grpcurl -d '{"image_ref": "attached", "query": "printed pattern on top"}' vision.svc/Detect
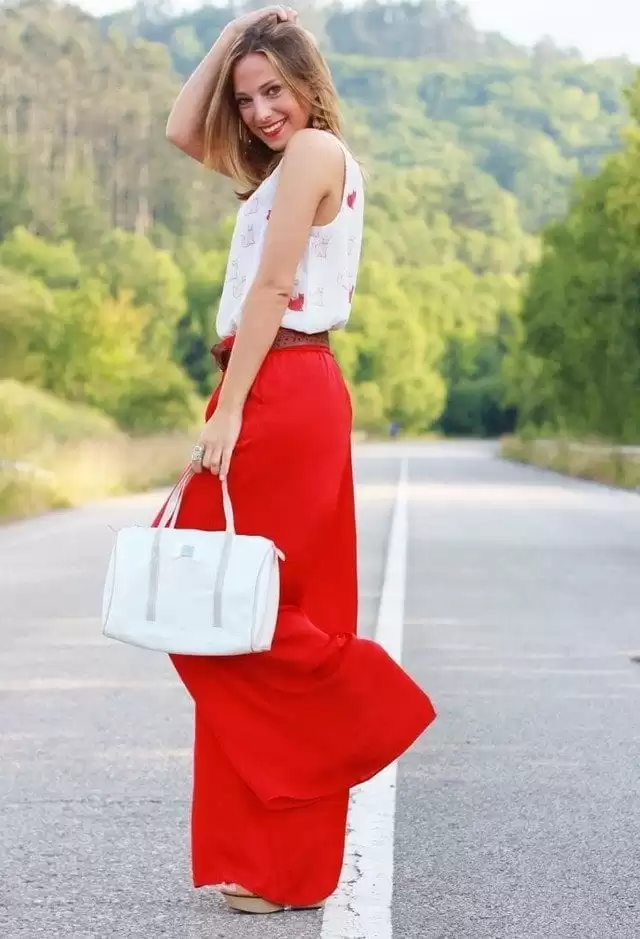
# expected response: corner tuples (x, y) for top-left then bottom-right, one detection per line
(215, 136), (365, 338)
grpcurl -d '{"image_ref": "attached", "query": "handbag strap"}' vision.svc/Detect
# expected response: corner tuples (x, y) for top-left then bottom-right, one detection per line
(155, 467), (235, 533)
(221, 476), (235, 532)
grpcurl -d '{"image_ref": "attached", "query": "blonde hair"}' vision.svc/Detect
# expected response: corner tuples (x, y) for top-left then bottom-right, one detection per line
(203, 18), (345, 198)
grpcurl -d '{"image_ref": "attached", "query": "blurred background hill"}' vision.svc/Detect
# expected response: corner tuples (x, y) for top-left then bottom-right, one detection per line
(2, 0), (639, 513)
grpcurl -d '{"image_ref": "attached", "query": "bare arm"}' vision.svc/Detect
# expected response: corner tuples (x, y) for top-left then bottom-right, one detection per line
(165, 25), (237, 168)
(166, 6), (298, 172)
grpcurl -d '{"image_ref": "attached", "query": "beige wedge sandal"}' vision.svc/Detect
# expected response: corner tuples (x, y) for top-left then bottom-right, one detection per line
(220, 886), (325, 915)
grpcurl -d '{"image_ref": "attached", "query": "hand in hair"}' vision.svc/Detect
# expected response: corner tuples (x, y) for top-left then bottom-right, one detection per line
(166, 6), (300, 167)
(227, 5), (299, 39)
(303, 28), (319, 48)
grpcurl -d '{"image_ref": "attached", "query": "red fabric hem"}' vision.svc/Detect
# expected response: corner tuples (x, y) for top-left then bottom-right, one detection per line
(192, 876), (333, 908)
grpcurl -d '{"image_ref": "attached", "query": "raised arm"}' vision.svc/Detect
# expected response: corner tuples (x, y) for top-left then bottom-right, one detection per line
(165, 27), (236, 168)
(166, 6), (298, 172)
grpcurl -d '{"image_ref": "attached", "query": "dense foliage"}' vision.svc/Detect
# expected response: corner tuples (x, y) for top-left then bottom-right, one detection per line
(0, 0), (636, 437)
(116, 1), (633, 232)
(504, 76), (640, 443)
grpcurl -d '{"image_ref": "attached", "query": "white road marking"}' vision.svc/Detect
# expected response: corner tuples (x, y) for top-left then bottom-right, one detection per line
(321, 458), (408, 939)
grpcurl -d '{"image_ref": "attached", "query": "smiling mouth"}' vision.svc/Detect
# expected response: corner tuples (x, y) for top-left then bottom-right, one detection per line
(259, 119), (287, 139)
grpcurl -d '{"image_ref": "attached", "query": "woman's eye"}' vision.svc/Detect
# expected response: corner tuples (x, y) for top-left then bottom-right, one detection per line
(267, 85), (282, 97)
(237, 98), (251, 109)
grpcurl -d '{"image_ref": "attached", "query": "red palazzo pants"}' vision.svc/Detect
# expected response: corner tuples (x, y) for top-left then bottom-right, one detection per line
(154, 343), (437, 906)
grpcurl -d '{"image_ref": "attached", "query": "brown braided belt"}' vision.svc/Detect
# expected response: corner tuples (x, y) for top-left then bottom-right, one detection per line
(211, 326), (331, 372)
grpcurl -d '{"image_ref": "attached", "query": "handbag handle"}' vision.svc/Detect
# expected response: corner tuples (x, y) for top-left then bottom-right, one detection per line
(155, 467), (235, 533)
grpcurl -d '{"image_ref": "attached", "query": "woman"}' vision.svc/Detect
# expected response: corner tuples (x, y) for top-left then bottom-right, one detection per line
(161, 5), (437, 915)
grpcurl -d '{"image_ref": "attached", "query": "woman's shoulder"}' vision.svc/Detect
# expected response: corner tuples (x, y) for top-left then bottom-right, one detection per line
(283, 130), (362, 192)
(282, 128), (345, 166)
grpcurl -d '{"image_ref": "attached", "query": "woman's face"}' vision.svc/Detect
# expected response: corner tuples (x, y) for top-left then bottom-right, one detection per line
(233, 53), (311, 151)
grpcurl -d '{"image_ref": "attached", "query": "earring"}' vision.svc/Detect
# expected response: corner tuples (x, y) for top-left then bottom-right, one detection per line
(240, 126), (254, 149)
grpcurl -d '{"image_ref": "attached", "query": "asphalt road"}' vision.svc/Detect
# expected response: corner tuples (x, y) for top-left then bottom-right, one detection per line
(1, 441), (639, 938)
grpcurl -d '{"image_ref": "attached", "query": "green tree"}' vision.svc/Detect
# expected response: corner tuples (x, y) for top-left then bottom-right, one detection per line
(505, 75), (640, 443)
(92, 229), (187, 358)
(0, 227), (82, 288)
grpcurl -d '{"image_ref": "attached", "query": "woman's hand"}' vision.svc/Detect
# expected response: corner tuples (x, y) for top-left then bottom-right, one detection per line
(191, 406), (243, 482)
(225, 5), (298, 39)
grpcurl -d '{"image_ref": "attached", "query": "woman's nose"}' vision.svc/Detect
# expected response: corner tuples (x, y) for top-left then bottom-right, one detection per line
(253, 98), (274, 123)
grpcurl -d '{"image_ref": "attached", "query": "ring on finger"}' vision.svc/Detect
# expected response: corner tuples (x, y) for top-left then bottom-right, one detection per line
(191, 444), (205, 462)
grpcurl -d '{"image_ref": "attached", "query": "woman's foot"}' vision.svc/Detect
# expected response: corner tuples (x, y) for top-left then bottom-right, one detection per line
(219, 883), (325, 914)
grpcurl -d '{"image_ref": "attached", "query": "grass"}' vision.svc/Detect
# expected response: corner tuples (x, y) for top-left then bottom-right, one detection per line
(0, 380), (197, 522)
(500, 435), (640, 490)
(0, 433), (194, 522)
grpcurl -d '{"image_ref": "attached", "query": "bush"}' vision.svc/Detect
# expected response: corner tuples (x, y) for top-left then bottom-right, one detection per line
(111, 363), (204, 433)
(352, 381), (387, 433)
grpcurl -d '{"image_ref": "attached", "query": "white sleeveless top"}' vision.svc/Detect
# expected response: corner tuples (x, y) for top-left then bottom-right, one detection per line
(215, 136), (365, 338)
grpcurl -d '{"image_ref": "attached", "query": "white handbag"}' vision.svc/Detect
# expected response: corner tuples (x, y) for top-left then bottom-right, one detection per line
(102, 468), (284, 655)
